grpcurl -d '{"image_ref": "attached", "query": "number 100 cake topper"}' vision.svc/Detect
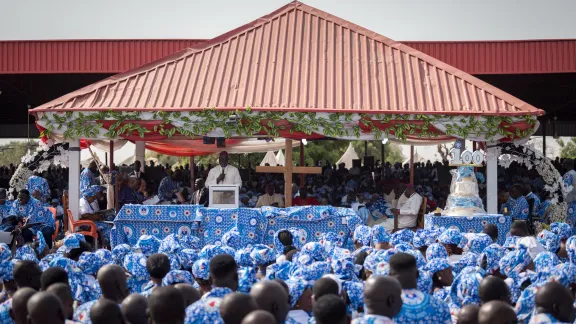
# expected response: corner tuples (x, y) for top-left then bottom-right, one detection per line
(449, 141), (485, 166)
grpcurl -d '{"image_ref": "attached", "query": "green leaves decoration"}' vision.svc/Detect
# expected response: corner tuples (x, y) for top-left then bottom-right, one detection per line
(36, 110), (537, 143)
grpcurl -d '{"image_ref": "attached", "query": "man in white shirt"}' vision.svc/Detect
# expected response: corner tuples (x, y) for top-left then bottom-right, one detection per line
(205, 151), (242, 204)
(381, 184), (422, 231)
(255, 184), (284, 208)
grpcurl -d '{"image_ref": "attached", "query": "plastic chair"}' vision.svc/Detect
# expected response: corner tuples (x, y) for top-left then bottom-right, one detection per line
(67, 209), (99, 249)
(47, 207), (59, 243)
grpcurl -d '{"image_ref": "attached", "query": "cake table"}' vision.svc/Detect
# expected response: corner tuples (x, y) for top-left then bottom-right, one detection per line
(424, 214), (511, 245)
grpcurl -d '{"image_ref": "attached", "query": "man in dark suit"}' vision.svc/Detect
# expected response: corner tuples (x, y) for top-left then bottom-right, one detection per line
(191, 178), (209, 206)
(129, 160), (146, 181)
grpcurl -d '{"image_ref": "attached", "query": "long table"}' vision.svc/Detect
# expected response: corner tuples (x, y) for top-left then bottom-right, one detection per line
(424, 214), (511, 245)
(110, 204), (360, 248)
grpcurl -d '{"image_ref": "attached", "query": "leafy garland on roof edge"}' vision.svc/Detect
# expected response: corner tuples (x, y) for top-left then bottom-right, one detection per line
(37, 109), (537, 142)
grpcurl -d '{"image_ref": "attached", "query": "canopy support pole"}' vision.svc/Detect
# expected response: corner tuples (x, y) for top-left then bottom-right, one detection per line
(190, 156), (195, 193)
(542, 121), (547, 158)
(364, 141), (368, 157)
(109, 140), (115, 210)
(135, 141), (145, 171)
(380, 142), (385, 166)
(300, 141), (305, 188)
(410, 146), (414, 185)
(486, 145), (498, 213)
(68, 139), (80, 221)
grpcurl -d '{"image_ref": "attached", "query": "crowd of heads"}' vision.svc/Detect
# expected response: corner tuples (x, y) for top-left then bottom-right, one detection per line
(0, 216), (573, 324)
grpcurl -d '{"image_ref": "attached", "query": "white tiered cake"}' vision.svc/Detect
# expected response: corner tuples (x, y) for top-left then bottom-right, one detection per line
(443, 166), (486, 216)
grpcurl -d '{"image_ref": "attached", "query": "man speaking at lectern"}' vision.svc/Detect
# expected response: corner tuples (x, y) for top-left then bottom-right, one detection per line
(206, 151), (242, 204)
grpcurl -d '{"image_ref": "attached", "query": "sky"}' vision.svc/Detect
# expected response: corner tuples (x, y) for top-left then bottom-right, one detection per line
(1, 0), (575, 41)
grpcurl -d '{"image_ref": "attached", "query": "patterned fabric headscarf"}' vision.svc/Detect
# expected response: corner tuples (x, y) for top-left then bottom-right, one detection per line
(390, 229), (415, 246)
(468, 233), (493, 254)
(537, 230), (561, 253)
(135, 235), (161, 257)
(477, 243), (506, 274)
(353, 225), (373, 246)
(550, 222), (572, 240)
(371, 225), (390, 245)
(426, 243), (449, 261)
(81, 185), (103, 198)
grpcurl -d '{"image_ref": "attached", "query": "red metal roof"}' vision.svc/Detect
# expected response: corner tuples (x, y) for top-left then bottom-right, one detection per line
(2, 39), (576, 75)
(30, 1), (544, 116)
(404, 39), (576, 75)
(0, 39), (204, 74)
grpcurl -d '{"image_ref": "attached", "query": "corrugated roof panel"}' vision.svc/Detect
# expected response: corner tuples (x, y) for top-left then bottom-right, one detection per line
(30, 2), (543, 116)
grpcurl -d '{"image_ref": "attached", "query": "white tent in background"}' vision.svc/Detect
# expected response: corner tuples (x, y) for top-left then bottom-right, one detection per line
(260, 151), (279, 166)
(336, 143), (359, 169)
(276, 150), (286, 166)
(403, 150), (425, 165)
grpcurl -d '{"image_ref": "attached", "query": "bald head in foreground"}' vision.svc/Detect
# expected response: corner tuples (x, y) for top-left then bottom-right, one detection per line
(250, 280), (289, 324)
(534, 281), (575, 323)
(26, 292), (66, 324)
(220, 292), (259, 324)
(364, 275), (403, 318)
(241, 310), (277, 324)
(478, 301), (516, 324)
(90, 299), (125, 324)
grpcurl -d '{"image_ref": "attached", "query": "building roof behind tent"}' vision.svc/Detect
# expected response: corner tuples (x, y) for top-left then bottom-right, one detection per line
(30, 1), (544, 116)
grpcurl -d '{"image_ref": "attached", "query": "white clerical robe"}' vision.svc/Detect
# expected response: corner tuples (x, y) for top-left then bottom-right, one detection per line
(255, 193), (285, 208)
(381, 192), (423, 231)
(205, 165), (242, 187)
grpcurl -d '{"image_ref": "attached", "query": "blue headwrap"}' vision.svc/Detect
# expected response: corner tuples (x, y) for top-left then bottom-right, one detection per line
(178, 249), (198, 270)
(78, 252), (104, 275)
(531, 252), (560, 285)
(250, 244), (276, 266)
(550, 222), (572, 241)
(331, 257), (362, 282)
(343, 281), (364, 310)
(438, 228), (465, 247)
(404, 249), (426, 269)
(15, 245), (38, 263)
(199, 244), (227, 260)
(452, 252), (480, 275)
(63, 234), (83, 253)
(426, 243), (448, 261)
(112, 244), (132, 265)
(0, 244), (10, 262)
(179, 234), (201, 250)
(290, 261), (331, 281)
(537, 230), (561, 253)
(451, 269), (485, 308)
(412, 229), (438, 249)
(274, 228), (304, 254)
(424, 258), (451, 274)
(265, 261), (294, 281)
(192, 259), (210, 281)
(94, 249), (114, 266)
(162, 270), (194, 286)
(221, 227), (241, 250)
(417, 269), (433, 294)
(135, 235), (161, 257)
(503, 236), (520, 249)
(353, 225), (372, 246)
(372, 225), (390, 245)
(468, 233), (493, 254)
(390, 229), (414, 246)
(234, 247), (254, 267)
(0, 261), (14, 282)
(286, 279), (311, 307)
(237, 267), (257, 293)
(478, 243), (506, 274)
(499, 246), (532, 279)
(158, 234), (182, 254)
(123, 252), (150, 281)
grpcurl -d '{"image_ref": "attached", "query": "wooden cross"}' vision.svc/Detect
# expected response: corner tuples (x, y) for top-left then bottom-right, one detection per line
(255, 139), (322, 206)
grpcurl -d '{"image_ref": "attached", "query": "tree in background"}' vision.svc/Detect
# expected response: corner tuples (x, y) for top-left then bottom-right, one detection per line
(0, 141), (34, 166)
(437, 144), (450, 161)
(558, 138), (576, 158)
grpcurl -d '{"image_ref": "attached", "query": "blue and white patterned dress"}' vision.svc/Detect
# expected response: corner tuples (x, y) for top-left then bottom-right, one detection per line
(158, 176), (179, 202)
(184, 287), (233, 324)
(506, 196), (530, 220)
(525, 192), (541, 219)
(9, 197), (54, 235)
(393, 289), (451, 324)
(0, 298), (12, 324)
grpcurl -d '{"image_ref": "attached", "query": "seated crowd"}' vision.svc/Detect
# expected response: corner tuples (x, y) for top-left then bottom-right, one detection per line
(0, 217), (572, 324)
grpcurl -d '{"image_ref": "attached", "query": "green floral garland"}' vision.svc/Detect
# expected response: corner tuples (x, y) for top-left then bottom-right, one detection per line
(37, 109), (537, 142)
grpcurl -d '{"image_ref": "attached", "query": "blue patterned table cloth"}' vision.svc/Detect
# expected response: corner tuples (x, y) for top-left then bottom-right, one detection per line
(110, 205), (360, 249)
(424, 214), (511, 245)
